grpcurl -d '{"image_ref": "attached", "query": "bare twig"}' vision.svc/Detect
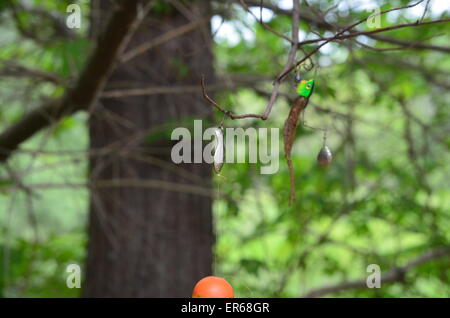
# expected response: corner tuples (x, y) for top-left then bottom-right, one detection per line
(239, 0), (292, 43)
(104, 75), (270, 98)
(121, 18), (209, 63)
(0, 61), (64, 85)
(234, 0), (450, 53)
(203, 0), (437, 121)
(297, 18), (450, 47)
(8, 1), (76, 45)
(201, 75), (264, 119)
(202, 0), (302, 120)
(16, 179), (214, 198)
(14, 0), (78, 40)
(277, 0), (428, 81)
(0, 1), (151, 162)
(302, 247), (450, 298)
(420, 0), (432, 22)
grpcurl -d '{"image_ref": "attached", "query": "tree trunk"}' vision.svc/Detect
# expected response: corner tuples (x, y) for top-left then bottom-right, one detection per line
(84, 1), (214, 297)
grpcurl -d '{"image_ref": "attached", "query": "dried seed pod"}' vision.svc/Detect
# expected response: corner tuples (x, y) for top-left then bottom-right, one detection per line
(317, 145), (332, 166)
(213, 126), (224, 174)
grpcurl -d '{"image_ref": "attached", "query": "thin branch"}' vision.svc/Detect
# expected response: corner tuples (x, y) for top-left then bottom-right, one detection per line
(15, 1), (78, 40)
(239, 0), (292, 43)
(302, 247), (450, 298)
(212, 0), (437, 114)
(0, 61), (64, 85)
(15, 179), (214, 198)
(368, 33), (450, 54)
(202, 0), (301, 120)
(104, 75), (269, 98)
(204, 1), (436, 120)
(420, 0), (432, 22)
(120, 18), (209, 64)
(277, 0), (428, 81)
(201, 75), (263, 119)
(8, 0), (77, 45)
(235, 0), (450, 53)
(298, 18), (450, 47)
(0, 1), (150, 162)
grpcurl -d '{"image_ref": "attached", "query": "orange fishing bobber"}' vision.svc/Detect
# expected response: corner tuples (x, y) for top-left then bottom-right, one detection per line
(192, 276), (234, 298)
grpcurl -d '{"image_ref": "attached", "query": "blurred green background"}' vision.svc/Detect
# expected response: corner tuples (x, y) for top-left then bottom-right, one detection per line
(0, 0), (449, 297)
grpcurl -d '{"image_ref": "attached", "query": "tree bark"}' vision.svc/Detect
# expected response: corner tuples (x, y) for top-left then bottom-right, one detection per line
(84, 1), (214, 297)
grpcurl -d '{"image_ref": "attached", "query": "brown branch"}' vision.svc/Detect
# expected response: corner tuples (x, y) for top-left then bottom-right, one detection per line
(277, 0), (427, 81)
(367, 33), (450, 54)
(8, 0), (77, 45)
(120, 18), (209, 64)
(201, 75), (263, 119)
(298, 18), (450, 47)
(104, 75), (269, 98)
(351, 55), (449, 148)
(15, 179), (214, 198)
(239, 0), (293, 43)
(202, 0), (302, 121)
(0, 61), (64, 84)
(273, 188), (378, 296)
(0, 1), (150, 162)
(236, 0), (450, 53)
(205, 2), (434, 120)
(15, 1), (78, 40)
(365, 57), (450, 89)
(302, 247), (450, 298)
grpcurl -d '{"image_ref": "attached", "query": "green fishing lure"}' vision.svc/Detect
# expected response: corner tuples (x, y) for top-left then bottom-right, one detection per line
(284, 78), (315, 204)
(297, 79), (314, 98)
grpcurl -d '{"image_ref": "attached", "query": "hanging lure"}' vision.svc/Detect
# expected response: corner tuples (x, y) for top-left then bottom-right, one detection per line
(317, 130), (332, 166)
(297, 79), (314, 98)
(213, 126), (224, 175)
(284, 79), (315, 204)
(317, 145), (332, 166)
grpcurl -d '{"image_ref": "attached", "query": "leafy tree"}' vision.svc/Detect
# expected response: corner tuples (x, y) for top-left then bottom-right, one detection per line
(0, 0), (449, 297)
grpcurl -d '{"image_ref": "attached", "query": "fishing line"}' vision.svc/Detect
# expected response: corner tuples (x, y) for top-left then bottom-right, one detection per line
(212, 120), (225, 277)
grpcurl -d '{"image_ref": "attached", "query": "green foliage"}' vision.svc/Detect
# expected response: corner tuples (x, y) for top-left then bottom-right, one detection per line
(0, 0), (449, 298)
(211, 0), (450, 298)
